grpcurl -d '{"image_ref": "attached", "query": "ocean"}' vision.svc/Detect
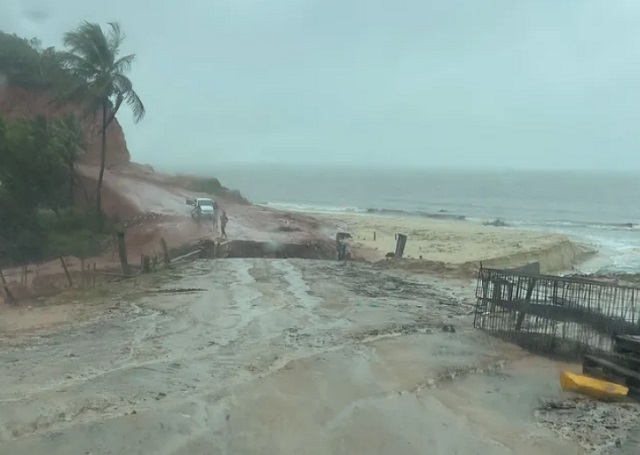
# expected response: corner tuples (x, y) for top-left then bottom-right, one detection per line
(199, 165), (640, 274)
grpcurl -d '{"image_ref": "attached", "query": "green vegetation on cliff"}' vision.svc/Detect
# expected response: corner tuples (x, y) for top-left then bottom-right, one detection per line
(0, 114), (108, 265)
(0, 31), (76, 90)
(174, 176), (249, 204)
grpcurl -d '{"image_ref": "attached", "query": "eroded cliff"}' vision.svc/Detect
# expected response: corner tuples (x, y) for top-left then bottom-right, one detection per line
(0, 85), (130, 167)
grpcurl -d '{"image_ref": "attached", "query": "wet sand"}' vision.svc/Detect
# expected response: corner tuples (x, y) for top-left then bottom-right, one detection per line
(316, 213), (595, 273)
(2, 259), (635, 454)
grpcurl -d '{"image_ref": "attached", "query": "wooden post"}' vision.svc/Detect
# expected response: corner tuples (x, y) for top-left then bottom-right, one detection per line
(92, 263), (97, 286)
(0, 268), (16, 304)
(117, 231), (130, 276)
(112, 233), (118, 259)
(59, 257), (73, 287)
(394, 233), (407, 260)
(373, 231), (376, 241)
(80, 258), (85, 289)
(160, 238), (170, 265)
(21, 266), (27, 286)
(141, 255), (151, 273)
(2, 286), (16, 305)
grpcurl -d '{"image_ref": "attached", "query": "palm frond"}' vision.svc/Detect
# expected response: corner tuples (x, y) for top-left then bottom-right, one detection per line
(112, 54), (135, 74)
(113, 73), (132, 93)
(106, 23), (125, 57)
(60, 21), (145, 131)
(58, 52), (99, 80)
(62, 22), (114, 71)
(83, 23), (113, 69)
(125, 89), (145, 123)
(112, 74), (145, 122)
(62, 22), (101, 65)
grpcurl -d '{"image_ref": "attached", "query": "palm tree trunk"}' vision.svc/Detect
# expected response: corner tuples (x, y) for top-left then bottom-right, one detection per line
(96, 101), (107, 218)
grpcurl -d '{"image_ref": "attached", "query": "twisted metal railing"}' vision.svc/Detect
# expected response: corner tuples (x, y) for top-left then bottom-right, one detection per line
(474, 266), (640, 359)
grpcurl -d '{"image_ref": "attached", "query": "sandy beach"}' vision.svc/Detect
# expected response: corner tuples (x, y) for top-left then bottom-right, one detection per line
(315, 213), (596, 274)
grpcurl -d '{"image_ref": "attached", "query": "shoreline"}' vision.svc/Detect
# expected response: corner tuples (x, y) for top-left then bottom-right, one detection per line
(310, 212), (597, 275)
(260, 201), (639, 231)
(259, 199), (639, 275)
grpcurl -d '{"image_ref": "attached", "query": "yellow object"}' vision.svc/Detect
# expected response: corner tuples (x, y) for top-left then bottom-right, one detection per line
(560, 371), (628, 400)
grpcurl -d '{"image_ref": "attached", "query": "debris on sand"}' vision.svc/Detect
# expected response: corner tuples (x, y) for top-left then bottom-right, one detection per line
(441, 324), (456, 333)
(535, 396), (640, 453)
(482, 218), (509, 227)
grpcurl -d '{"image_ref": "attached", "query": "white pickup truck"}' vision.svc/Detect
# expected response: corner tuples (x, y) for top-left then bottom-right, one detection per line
(186, 197), (217, 222)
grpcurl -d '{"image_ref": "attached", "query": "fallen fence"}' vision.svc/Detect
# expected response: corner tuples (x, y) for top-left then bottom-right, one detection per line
(0, 237), (222, 304)
(474, 266), (640, 359)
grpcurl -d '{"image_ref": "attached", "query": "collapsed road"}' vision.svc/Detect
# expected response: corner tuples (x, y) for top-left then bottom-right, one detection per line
(0, 259), (633, 454)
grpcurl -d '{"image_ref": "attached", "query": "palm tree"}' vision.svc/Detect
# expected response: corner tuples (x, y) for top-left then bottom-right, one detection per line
(59, 21), (145, 217)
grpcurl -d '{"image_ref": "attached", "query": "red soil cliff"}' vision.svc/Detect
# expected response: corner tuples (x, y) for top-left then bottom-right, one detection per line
(0, 85), (130, 167)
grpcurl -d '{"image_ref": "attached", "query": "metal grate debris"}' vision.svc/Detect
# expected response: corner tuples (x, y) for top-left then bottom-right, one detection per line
(474, 267), (640, 359)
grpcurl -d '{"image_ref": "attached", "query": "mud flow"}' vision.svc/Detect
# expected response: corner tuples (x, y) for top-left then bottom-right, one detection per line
(0, 259), (637, 454)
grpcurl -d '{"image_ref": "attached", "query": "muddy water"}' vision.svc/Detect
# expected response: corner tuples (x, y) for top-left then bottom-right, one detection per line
(0, 259), (619, 454)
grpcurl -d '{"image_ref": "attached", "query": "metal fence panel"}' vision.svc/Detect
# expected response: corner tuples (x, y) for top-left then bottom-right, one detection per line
(474, 267), (640, 359)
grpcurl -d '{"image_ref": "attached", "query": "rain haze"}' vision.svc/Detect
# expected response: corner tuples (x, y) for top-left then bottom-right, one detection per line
(2, 0), (640, 170)
(4, 2), (640, 454)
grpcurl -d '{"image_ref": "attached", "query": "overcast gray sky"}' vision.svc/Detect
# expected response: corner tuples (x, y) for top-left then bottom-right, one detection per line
(2, 0), (640, 170)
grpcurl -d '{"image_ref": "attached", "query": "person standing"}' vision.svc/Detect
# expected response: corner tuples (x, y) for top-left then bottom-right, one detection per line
(220, 210), (229, 239)
(212, 200), (219, 228)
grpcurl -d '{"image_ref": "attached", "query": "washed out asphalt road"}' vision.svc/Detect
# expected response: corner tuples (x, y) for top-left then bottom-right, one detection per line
(0, 258), (610, 454)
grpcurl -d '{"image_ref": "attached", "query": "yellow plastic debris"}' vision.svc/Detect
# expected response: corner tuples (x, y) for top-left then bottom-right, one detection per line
(560, 371), (628, 400)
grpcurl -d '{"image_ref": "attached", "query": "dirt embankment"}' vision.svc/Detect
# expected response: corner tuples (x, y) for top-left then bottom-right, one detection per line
(76, 163), (335, 257)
